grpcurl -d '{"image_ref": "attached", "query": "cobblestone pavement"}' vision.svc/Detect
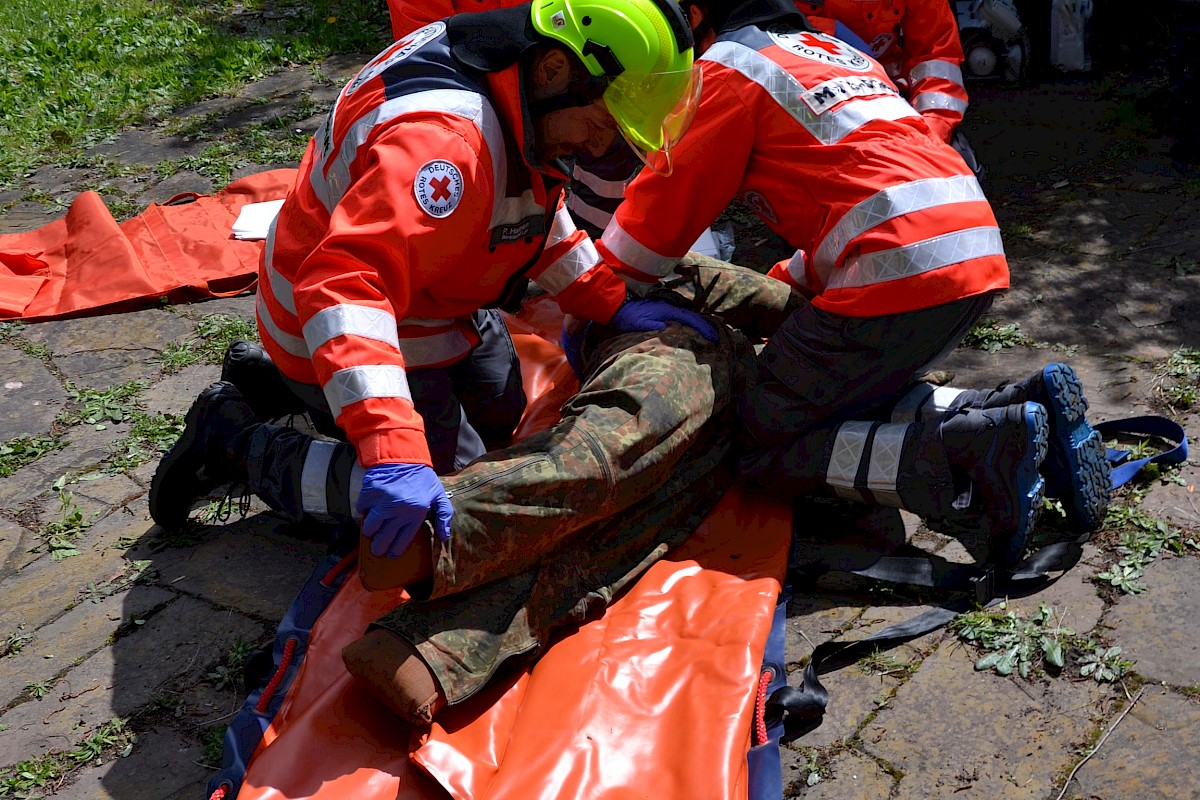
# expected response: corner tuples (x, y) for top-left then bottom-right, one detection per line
(1, 58), (1198, 800)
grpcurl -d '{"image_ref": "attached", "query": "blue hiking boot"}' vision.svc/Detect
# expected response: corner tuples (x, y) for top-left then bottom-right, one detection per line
(1016, 365), (1111, 532)
(940, 402), (1050, 567)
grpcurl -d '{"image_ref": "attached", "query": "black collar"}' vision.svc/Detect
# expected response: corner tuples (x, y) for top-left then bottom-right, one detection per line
(447, 3), (541, 72)
(719, 0), (811, 34)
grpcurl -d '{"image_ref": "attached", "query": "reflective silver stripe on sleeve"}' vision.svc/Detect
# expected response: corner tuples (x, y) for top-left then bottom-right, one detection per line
(813, 175), (986, 272)
(300, 439), (336, 516)
(914, 92), (969, 115)
(257, 293), (310, 359)
(828, 227), (1005, 291)
(348, 461), (365, 522)
(600, 217), (676, 278)
(395, 329), (474, 368)
(566, 193), (614, 233)
(572, 163), (629, 199)
(866, 423), (906, 507)
(784, 249), (811, 290)
(826, 420), (871, 501)
(303, 304), (400, 353)
(324, 364), (413, 418)
(536, 238), (601, 296)
(263, 218), (298, 316)
(702, 41), (920, 145)
(310, 90), (502, 215)
(547, 206), (578, 248)
(909, 60), (965, 87)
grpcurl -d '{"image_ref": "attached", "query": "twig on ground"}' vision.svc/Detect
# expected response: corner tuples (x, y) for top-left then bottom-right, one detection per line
(1054, 686), (1145, 800)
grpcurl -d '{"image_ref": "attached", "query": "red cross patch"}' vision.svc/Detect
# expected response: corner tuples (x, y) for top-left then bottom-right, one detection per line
(769, 27), (873, 72)
(414, 160), (464, 219)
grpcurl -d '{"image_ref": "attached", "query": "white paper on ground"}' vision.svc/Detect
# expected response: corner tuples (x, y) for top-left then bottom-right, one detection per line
(231, 199), (285, 240)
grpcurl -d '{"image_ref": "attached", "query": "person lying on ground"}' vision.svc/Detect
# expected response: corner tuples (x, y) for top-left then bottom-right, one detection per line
(150, 271), (785, 725)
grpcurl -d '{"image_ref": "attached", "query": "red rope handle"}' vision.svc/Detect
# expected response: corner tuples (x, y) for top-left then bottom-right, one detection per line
(255, 637), (298, 714)
(320, 550), (358, 588)
(754, 668), (773, 747)
(207, 783), (229, 800)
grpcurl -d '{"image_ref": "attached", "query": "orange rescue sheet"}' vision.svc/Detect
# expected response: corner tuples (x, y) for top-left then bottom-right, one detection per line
(237, 302), (792, 800)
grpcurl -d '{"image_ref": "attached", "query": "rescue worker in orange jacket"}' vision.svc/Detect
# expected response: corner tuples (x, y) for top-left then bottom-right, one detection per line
(386, 0), (646, 238)
(798, 0), (969, 144)
(149, 0), (716, 555)
(593, 0), (1110, 561)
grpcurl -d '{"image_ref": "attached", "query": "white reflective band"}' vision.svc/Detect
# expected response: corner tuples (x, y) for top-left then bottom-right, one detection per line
(826, 420), (871, 501)
(303, 304), (400, 353)
(828, 227), (1004, 291)
(703, 41), (920, 145)
(914, 92), (969, 115)
(814, 175), (987, 272)
(348, 461), (365, 522)
(491, 189), (543, 230)
(600, 217), (676, 278)
(909, 60), (965, 87)
(262, 217), (298, 316)
(537, 238), (601, 296)
(571, 163), (630, 199)
(547, 206), (578, 248)
(300, 440), (336, 516)
(396, 329), (473, 368)
(311, 90), (503, 216)
(866, 423), (906, 506)
(257, 293), (310, 359)
(324, 364), (413, 418)
(890, 383), (936, 424)
(930, 386), (966, 414)
(785, 249), (810, 288)
(566, 193), (615, 232)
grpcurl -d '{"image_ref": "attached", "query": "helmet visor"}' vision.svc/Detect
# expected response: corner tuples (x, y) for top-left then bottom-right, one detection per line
(604, 64), (702, 176)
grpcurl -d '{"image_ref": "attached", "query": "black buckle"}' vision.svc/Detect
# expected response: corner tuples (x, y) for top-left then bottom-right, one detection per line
(970, 565), (996, 606)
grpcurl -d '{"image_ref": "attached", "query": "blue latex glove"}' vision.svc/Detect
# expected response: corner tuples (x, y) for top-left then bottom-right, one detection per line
(560, 321), (590, 378)
(356, 463), (454, 558)
(610, 298), (720, 343)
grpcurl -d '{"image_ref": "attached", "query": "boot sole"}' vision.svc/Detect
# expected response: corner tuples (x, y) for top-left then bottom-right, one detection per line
(1039, 364), (1112, 532)
(995, 402), (1049, 568)
(148, 385), (227, 529)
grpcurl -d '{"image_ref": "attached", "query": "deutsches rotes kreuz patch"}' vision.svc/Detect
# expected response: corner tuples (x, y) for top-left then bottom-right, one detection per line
(414, 160), (464, 218)
(769, 28), (872, 72)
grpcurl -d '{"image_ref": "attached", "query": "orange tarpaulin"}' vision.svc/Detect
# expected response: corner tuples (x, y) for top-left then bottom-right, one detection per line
(237, 302), (792, 800)
(0, 170), (295, 321)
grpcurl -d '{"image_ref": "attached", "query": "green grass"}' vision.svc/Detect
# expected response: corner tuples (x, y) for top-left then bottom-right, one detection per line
(0, 717), (133, 796)
(0, 0), (390, 187)
(109, 411), (185, 472)
(0, 434), (65, 478)
(157, 312), (258, 373)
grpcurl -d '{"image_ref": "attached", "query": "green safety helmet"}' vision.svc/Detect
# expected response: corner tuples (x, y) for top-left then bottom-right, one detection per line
(531, 0), (702, 174)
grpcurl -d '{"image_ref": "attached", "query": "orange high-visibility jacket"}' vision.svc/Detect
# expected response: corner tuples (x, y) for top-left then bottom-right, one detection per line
(600, 21), (1007, 318)
(386, 0), (520, 39)
(259, 24), (626, 469)
(800, 0), (968, 141)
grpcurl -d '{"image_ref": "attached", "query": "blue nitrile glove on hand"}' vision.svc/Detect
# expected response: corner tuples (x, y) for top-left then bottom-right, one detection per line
(610, 298), (720, 343)
(356, 463), (453, 558)
(560, 315), (591, 378)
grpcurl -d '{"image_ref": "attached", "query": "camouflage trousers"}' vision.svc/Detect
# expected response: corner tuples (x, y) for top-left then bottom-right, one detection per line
(375, 302), (762, 705)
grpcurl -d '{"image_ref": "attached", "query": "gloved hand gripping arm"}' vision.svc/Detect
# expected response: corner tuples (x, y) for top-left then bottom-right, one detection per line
(357, 463), (454, 558)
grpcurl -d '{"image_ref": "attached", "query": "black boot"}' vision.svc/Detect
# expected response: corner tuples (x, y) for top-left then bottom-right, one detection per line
(220, 340), (307, 421)
(149, 382), (256, 530)
(937, 402), (1049, 566)
(891, 364), (1110, 532)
